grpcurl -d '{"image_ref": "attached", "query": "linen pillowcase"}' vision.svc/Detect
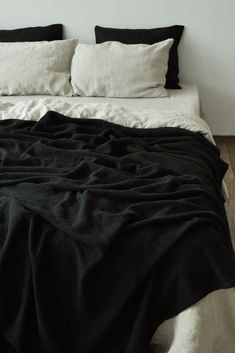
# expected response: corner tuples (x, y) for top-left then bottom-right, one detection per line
(0, 24), (63, 42)
(95, 25), (184, 89)
(71, 39), (173, 98)
(0, 39), (77, 96)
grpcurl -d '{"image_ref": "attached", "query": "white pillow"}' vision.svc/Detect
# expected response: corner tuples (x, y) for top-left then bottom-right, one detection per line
(71, 39), (173, 98)
(0, 39), (77, 96)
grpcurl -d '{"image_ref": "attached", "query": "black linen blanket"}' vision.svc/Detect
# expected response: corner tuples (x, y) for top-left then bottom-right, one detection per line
(0, 112), (235, 353)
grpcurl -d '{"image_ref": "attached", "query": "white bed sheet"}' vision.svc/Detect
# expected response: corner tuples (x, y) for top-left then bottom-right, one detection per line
(0, 83), (200, 116)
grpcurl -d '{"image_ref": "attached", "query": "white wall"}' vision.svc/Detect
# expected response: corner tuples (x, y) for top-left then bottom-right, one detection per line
(1, 0), (235, 135)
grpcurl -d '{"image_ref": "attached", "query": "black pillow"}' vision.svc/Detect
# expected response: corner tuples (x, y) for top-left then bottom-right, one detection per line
(95, 25), (184, 89)
(0, 24), (63, 42)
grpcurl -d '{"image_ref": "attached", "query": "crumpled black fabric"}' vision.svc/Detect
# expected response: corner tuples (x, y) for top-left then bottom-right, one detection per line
(0, 112), (234, 353)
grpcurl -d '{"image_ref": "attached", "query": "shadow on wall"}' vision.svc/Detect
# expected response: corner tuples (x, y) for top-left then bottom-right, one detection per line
(199, 86), (235, 136)
(179, 35), (235, 135)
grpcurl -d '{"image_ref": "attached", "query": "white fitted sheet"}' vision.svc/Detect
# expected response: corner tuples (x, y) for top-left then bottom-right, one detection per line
(0, 84), (200, 116)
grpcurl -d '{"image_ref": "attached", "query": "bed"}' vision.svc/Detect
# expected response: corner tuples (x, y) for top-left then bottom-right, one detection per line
(0, 25), (235, 353)
(0, 93), (235, 353)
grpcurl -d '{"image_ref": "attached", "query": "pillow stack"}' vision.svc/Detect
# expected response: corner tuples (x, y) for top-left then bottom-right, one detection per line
(0, 24), (184, 98)
(0, 24), (77, 96)
(95, 25), (184, 89)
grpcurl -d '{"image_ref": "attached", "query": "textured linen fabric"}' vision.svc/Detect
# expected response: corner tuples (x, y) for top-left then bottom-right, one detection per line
(0, 112), (235, 353)
(0, 39), (77, 96)
(71, 40), (173, 98)
(95, 25), (184, 89)
(0, 24), (63, 42)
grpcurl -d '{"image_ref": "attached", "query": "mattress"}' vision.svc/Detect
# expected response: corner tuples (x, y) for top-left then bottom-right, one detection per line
(0, 83), (200, 116)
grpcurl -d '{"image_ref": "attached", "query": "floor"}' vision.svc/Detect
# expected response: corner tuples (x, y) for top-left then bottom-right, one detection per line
(214, 137), (235, 249)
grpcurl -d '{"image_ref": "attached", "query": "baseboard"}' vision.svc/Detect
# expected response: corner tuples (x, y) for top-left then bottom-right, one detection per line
(213, 136), (235, 143)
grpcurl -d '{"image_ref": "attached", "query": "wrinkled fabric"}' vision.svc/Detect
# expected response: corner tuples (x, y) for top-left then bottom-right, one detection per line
(0, 112), (235, 353)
